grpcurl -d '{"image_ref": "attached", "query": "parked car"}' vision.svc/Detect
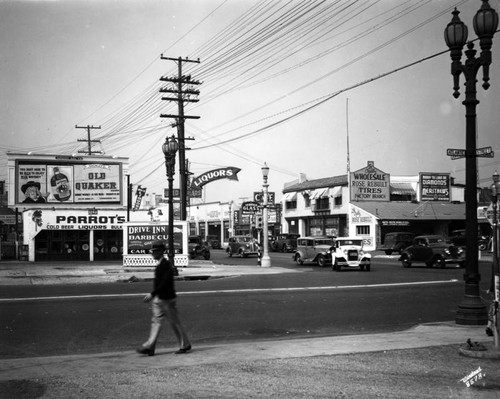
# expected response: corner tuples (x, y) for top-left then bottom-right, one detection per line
(399, 235), (465, 268)
(187, 236), (210, 260)
(378, 232), (415, 255)
(293, 236), (334, 267)
(450, 229), (489, 251)
(271, 233), (300, 252)
(332, 237), (371, 271)
(206, 235), (221, 249)
(226, 235), (260, 258)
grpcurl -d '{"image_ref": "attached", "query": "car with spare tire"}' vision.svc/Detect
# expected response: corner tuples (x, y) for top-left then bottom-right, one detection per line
(398, 235), (465, 268)
(293, 236), (334, 267)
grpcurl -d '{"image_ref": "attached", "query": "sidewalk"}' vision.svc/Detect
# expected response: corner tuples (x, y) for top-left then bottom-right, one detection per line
(1, 257), (499, 398)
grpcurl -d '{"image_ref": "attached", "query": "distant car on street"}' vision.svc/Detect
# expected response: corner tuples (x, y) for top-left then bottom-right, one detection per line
(332, 237), (371, 271)
(188, 236), (211, 260)
(206, 235), (221, 249)
(271, 233), (300, 252)
(450, 229), (489, 251)
(378, 232), (415, 255)
(226, 235), (260, 258)
(293, 236), (334, 267)
(399, 235), (465, 268)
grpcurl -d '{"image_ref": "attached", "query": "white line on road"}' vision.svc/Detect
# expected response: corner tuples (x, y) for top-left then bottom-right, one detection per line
(0, 279), (459, 302)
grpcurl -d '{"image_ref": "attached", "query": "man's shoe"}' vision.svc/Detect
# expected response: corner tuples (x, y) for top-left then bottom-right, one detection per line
(175, 345), (191, 354)
(136, 346), (155, 356)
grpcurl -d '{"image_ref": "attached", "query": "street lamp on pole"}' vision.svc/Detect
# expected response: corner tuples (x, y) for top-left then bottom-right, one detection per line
(162, 135), (179, 265)
(490, 171), (500, 348)
(444, 0), (498, 325)
(261, 163), (271, 268)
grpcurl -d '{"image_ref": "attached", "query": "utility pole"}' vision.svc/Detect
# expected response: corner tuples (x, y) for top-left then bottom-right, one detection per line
(159, 55), (201, 221)
(76, 125), (102, 155)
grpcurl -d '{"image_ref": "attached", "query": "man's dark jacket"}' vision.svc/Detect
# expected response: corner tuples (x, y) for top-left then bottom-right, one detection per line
(151, 258), (176, 300)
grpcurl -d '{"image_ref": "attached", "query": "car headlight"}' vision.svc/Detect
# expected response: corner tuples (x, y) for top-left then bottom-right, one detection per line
(343, 249), (348, 256)
(457, 247), (464, 255)
(359, 250), (364, 256)
(444, 248), (450, 255)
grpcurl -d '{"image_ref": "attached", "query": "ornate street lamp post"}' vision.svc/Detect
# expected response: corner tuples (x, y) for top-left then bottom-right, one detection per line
(490, 172), (500, 348)
(162, 135), (179, 264)
(261, 163), (271, 268)
(444, 0), (498, 325)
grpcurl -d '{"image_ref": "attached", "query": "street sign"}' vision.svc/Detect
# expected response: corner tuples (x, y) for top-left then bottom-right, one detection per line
(448, 147), (495, 160)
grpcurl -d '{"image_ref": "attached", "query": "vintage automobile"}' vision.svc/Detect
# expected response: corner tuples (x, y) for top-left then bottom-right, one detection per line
(187, 236), (211, 260)
(378, 232), (415, 255)
(332, 237), (371, 271)
(450, 229), (489, 251)
(226, 235), (260, 258)
(399, 235), (465, 268)
(293, 236), (334, 267)
(206, 235), (222, 249)
(271, 233), (300, 252)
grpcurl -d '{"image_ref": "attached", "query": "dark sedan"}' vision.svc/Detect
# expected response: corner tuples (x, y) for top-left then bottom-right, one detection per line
(399, 235), (465, 268)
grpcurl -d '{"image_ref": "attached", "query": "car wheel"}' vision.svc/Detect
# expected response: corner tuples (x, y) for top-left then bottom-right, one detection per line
(385, 250), (392, 255)
(433, 257), (445, 268)
(239, 249), (245, 258)
(295, 254), (303, 265)
(459, 261), (465, 268)
(204, 251), (210, 260)
(479, 243), (487, 251)
(366, 263), (371, 272)
(227, 249), (232, 258)
(401, 256), (411, 268)
(360, 265), (365, 271)
(317, 254), (326, 267)
(332, 258), (341, 272)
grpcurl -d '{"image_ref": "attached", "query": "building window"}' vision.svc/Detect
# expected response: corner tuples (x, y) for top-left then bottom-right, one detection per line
(285, 200), (297, 210)
(334, 195), (342, 206)
(356, 225), (370, 235)
(304, 194), (311, 208)
(314, 197), (329, 211)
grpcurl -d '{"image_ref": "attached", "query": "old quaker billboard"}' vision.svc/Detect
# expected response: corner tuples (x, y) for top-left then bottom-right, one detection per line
(420, 172), (450, 201)
(16, 160), (122, 204)
(350, 161), (390, 202)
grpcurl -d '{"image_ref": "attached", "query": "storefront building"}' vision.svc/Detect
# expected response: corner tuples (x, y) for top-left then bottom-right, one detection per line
(7, 152), (129, 262)
(281, 161), (471, 251)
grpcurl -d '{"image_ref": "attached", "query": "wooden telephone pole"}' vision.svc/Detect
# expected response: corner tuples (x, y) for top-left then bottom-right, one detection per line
(159, 55), (201, 221)
(76, 125), (102, 155)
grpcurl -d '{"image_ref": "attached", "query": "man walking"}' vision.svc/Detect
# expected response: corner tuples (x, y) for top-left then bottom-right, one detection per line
(136, 240), (191, 356)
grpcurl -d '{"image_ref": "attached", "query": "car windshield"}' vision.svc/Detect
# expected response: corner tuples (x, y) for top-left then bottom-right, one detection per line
(428, 237), (446, 244)
(314, 239), (333, 245)
(239, 237), (252, 242)
(188, 237), (200, 243)
(339, 239), (362, 246)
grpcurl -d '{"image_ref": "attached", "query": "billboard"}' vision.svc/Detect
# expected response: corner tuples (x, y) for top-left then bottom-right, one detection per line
(16, 160), (122, 204)
(420, 173), (450, 201)
(350, 161), (390, 201)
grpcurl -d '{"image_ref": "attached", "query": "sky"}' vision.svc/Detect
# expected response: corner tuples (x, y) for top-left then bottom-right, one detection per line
(1, 0), (500, 206)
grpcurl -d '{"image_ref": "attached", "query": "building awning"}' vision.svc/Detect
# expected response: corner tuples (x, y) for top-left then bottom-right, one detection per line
(390, 183), (415, 196)
(310, 188), (328, 199)
(328, 187), (342, 197)
(283, 192), (297, 201)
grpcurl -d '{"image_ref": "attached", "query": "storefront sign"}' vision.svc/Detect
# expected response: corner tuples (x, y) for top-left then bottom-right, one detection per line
(420, 173), (450, 201)
(253, 191), (275, 205)
(23, 209), (127, 241)
(124, 222), (186, 255)
(16, 160), (122, 205)
(350, 161), (390, 201)
(191, 167), (241, 188)
(381, 220), (410, 226)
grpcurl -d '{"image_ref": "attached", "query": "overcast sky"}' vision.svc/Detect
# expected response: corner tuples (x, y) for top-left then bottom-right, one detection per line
(2, 0), (500, 205)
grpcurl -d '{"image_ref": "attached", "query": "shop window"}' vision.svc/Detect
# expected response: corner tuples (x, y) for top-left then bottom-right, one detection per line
(356, 225), (370, 235)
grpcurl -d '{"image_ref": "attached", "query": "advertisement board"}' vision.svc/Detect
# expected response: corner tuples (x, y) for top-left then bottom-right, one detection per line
(350, 161), (390, 201)
(420, 172), (450, 201)
(123, 222), (188, 255)
(16, 160), (121, 204)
